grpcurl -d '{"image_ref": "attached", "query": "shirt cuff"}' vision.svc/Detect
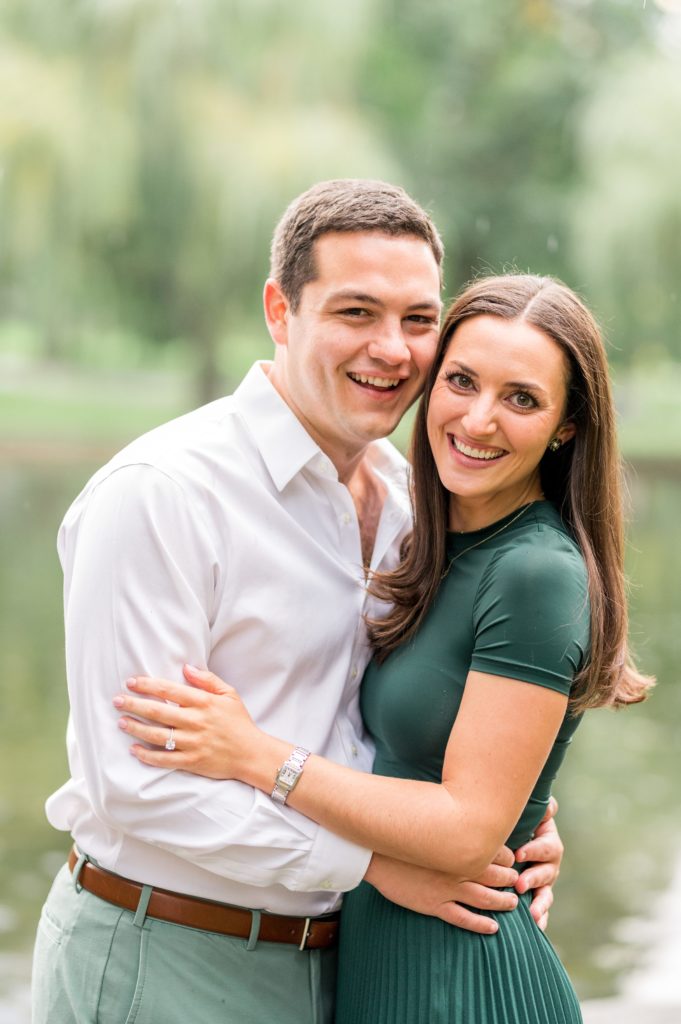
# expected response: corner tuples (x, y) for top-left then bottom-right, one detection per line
(297, 825), (373, 896)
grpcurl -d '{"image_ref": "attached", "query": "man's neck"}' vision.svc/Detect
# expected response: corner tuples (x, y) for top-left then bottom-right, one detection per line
(266, 361), (375, 486)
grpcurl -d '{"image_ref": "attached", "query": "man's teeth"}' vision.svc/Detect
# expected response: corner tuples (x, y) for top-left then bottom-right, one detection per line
(349, 373), (400, 389)
(454, 438), (504, 460)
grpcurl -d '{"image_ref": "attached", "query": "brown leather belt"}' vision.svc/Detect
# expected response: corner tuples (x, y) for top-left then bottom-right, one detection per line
(67, 847), (339, 950)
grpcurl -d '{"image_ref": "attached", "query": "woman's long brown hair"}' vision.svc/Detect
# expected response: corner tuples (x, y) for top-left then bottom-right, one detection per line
(369, 274), (653, 712)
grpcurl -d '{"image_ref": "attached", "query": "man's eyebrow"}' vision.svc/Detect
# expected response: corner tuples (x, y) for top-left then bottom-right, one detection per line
(327, 290), (441, 312)
(444, 360), (547, 393)
(327, 290), (383, 306)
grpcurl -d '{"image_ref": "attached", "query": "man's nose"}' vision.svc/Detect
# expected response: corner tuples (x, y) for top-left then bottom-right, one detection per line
(366, 322), (411, 365)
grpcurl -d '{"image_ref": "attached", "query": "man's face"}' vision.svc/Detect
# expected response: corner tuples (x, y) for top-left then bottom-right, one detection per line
(266, 231), (442, 468)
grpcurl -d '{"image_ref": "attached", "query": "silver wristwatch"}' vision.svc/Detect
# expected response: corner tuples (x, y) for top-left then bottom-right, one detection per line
(271, 746), (311, 805)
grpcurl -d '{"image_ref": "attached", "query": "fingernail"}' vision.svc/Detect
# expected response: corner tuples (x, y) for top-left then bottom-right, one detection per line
(113, 695), (124, 707)
(126, 677), (137, 688)
(516, 850), (526, 862)
(118, 718), (128, 731)
(185, 664), (202, 673)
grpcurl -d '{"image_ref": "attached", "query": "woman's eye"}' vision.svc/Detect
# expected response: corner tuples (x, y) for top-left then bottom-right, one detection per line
(446, 372), (474, 389)
(509, 391), (537, 409)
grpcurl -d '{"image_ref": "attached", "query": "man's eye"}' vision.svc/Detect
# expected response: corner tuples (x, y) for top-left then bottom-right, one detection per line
(340, 308), (369, 318)
(406, 315), (437, 326)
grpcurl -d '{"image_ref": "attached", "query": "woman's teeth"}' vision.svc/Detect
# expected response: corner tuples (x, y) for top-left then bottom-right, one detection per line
(453, 437), (505, 460)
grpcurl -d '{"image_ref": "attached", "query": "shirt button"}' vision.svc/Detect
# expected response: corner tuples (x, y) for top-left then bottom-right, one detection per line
(351, 744), (358, 757)
(351, 666), (358, 679)
(341, 513), (351, 525)
(321, 879), (334, 889)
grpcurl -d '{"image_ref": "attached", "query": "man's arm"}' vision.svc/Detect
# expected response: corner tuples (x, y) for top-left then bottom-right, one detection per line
(54, 464), (370, 894)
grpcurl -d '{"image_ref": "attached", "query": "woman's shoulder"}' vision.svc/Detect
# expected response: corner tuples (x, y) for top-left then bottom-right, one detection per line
(483, 504), (588, 604)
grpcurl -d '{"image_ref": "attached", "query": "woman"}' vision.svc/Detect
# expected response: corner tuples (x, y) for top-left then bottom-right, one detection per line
(116, 274), (651, 1023)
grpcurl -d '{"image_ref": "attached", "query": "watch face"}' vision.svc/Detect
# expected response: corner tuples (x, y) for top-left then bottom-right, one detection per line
(278, 765), (299, 789)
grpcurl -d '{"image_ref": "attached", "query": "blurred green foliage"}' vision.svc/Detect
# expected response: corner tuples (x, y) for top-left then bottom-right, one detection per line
(1, 0), (680, 403)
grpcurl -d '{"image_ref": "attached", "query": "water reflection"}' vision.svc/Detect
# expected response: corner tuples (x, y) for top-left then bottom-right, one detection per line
(0, 462), (678, 1002)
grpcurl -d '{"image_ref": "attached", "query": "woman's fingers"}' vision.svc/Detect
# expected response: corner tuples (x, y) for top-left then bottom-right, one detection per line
(123, 669), (238, 705)
(130, 743), (190, 769)
(124, 675), (192, 704)
(183, 664), (236, 695)
(113, 692), (183, 724)
(118, 714), (184, 749)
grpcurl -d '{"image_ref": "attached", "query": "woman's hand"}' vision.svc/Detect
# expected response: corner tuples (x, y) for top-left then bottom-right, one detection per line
(114, 665), (261, 780)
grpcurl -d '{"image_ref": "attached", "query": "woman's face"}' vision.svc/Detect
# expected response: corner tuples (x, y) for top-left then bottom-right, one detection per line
(427, 314), (576, 530)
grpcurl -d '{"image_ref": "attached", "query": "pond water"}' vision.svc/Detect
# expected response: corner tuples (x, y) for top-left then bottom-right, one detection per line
(0, 459), (679, 1007)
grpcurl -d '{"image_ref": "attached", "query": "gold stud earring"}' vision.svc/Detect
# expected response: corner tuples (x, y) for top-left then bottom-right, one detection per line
(547, 437), (563, 453)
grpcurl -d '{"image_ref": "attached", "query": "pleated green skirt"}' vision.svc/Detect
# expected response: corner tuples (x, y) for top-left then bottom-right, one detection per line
(335, 882), (582, 1024)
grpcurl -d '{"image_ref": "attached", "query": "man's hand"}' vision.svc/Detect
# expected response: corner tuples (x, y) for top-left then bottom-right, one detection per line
(365, 848), (519, 936)
(514, 797), (564, 931)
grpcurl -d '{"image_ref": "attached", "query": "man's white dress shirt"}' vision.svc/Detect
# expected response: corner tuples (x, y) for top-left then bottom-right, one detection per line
(47, 362), (412, 916)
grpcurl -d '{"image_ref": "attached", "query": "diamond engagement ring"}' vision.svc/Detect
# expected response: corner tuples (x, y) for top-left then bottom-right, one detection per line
(165, 728), (176, 752)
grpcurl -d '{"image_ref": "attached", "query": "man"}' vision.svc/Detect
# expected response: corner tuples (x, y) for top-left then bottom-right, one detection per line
(33, 180), (563, 1023)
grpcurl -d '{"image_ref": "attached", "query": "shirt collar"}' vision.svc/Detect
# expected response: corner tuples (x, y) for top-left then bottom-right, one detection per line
(233, 361), (411, 509)
(233, 362), (324, 491)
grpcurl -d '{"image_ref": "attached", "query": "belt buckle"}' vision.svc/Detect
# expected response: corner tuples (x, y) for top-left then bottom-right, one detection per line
(298, 917), (312, 951)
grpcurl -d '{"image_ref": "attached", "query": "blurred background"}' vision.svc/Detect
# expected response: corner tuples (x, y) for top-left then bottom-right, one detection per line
(1, 0), (680, 1017)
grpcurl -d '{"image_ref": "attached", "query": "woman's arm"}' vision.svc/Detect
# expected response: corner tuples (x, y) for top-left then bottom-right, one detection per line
(117, 664), (567, 880)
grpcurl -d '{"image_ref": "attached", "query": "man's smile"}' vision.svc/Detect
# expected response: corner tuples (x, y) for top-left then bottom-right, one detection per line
(348, 372), (402, 390)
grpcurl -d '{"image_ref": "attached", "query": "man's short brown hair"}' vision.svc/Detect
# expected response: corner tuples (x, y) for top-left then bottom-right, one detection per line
(270, 179), (444, 311)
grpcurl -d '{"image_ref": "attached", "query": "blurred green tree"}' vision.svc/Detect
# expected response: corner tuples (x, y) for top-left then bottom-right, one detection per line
(0, 0), (397, 398)
(571, 50), (681, 362)
(354, 0), (654, 307)
(1, 0), (679, 397)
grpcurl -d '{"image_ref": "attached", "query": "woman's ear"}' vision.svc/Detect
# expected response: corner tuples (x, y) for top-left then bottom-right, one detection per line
(263, 279), (291, 348)
(557, 420), (577, 445)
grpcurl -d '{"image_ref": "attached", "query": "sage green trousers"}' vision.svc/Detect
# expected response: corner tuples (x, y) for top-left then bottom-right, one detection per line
(31, 865), (337, 1024)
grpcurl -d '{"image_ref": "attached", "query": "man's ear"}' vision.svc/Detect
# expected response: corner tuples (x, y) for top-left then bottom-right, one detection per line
(263, 279), (291, 348)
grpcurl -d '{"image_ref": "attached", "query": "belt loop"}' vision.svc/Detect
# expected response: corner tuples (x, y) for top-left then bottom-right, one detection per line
(298, 917), (312, 952)
(72, 850), (88, 894)
(133, 884), (153, 929)
(246, 909), (261, 951)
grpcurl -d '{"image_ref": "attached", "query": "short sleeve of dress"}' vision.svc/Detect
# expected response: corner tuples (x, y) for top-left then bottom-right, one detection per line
(469, 529), (590, 695)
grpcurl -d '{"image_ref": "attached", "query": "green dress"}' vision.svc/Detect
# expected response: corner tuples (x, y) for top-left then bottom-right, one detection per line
(335, 501), (589, 1024)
